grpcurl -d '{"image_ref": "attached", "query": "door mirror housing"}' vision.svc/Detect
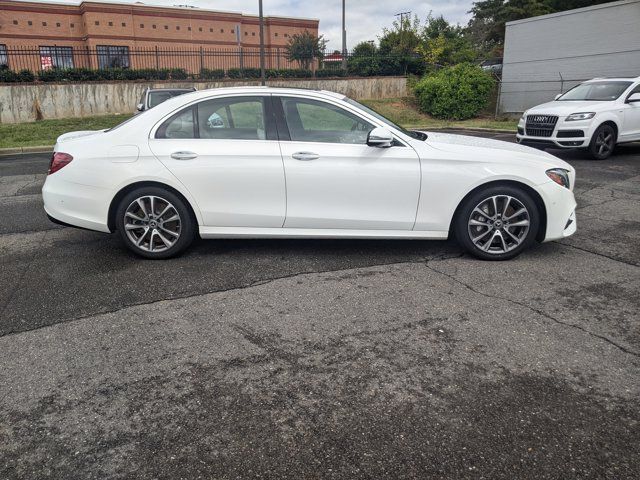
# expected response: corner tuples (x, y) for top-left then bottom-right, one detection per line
(554, 93), (562, 100)
(136, 103), (145, 112)
(367, 127), (394, 148)
(626, 92), (640, 103)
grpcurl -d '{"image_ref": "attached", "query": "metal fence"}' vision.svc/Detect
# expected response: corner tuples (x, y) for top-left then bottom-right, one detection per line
(0, 45), (415, 77)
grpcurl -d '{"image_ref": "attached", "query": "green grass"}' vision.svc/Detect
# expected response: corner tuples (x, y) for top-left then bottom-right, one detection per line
(0, 114), (132, 149)
(359, 98), (518, 131)
(0, 98), (517, 149)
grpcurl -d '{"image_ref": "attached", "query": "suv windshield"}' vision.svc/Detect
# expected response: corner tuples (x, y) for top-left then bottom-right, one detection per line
(557, 81), (632, 101)
(345, 98), (427, 140)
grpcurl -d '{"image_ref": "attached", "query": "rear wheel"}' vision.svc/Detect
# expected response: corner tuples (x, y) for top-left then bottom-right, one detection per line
(588, 124), (616, 160)
(116, 187), (195, 259)
(454, 185), (540, 261)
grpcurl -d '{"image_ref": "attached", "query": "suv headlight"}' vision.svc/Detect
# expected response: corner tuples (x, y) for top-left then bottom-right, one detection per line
(546, 168), (570, 189)
(566, 112), (595, 121)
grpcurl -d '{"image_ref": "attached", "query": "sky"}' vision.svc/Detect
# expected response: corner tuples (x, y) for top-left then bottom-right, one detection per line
(30, 0), (475, 49)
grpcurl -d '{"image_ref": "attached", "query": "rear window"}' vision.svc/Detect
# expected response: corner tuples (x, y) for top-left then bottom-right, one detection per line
(148, 90), (193, 108)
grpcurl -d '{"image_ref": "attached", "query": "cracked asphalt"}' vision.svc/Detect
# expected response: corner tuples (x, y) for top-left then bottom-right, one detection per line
(1, 132), (639, 479)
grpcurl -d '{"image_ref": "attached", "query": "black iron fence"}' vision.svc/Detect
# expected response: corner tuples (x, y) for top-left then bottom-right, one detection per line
(0, 45), (424, 82)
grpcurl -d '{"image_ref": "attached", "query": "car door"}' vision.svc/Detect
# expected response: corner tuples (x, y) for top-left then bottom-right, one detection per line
(275, 96), (421, 230)
(622, 84), (640, 140)
(148, 95), (286, 228)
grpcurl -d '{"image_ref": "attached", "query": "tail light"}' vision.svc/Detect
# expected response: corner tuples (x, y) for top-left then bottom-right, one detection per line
(48, 152), (73, 175)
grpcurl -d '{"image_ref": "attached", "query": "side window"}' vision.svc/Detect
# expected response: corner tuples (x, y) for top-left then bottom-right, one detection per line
(197, 97), (266, 140)
(156, 107), (196, 139)
(280, 97), (373, 144)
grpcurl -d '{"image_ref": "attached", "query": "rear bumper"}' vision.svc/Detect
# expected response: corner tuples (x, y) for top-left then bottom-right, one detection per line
(42, 175), (111, 233)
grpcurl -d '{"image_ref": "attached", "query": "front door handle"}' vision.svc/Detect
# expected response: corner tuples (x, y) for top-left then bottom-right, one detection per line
(292, 151), (319, 161)
(171, 151), (198, 160)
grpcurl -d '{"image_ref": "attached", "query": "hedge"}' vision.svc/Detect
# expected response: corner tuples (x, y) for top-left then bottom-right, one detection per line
(413, 63), (495, 120)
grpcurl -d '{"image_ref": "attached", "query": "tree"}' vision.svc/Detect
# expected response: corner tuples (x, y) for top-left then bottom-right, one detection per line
(348, 41), (380, 76)
(377, 14), (425, 75)
(285, 30), (327, 70)
(417, 14), (477, 67)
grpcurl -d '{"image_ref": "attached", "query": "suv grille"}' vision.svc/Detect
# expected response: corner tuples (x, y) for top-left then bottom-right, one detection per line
(526, 114), (558, 137)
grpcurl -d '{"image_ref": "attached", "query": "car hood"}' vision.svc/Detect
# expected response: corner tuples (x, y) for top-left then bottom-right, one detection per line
(418, 131), (573, 171)
(526, 100), (612, 116)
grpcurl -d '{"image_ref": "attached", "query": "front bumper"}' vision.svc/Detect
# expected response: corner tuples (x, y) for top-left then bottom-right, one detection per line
(537, 180), (577, 242)
(516, 117), (596, 149)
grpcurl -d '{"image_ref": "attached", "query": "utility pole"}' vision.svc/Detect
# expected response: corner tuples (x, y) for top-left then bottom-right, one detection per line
(259, 0), (266, 86)
(395, 11), (410, 75)
(341, 0), (347, 70)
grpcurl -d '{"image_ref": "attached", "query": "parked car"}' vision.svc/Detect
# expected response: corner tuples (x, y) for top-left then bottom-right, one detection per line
(43, 87), (577, 260)
(136, 87), (196, 113)
(517, 77), (640, 159)
(481, 58), (503, 75)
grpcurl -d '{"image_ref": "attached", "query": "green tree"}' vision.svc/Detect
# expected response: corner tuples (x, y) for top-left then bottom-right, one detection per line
(378, 14), (425, 75)
(347, 41), (380, 76)
(285, 30), (327, 70)
(417, 14), (477, 66)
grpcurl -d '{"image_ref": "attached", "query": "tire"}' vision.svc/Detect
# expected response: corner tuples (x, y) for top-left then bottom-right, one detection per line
(454, 185), (540, 261)
(115, 186), (195, 259)
(588, 124), (616, 160)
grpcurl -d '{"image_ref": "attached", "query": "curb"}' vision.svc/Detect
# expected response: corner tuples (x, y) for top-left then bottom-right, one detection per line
(0, 145), (53, 157)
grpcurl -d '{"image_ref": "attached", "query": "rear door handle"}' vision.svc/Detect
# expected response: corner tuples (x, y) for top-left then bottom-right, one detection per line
(171, 151), (198, 160)
(292, 151), (319, 161)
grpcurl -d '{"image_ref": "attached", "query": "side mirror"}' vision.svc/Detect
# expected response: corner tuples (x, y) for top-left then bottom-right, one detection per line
(136, 103), (145, 112)
(554, 94), (562, 100)
(626, 92), (640, 103)
(367, 127), (394, 148)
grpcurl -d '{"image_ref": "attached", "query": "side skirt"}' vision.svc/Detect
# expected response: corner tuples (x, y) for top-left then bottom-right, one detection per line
(198, 226), (449, 240)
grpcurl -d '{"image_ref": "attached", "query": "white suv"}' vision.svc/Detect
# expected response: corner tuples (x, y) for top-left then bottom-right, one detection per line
(516, 77), (640, 159)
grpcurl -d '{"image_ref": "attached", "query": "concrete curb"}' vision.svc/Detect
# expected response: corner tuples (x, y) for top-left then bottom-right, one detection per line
(0, 145), (53, 157)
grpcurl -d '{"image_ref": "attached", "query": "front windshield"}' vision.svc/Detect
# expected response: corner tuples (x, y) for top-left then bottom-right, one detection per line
(557, 81), (632, 101)
(345, 98), (426, 140)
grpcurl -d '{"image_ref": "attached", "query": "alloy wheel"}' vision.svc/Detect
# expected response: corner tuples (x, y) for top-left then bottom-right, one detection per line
(467, 195), (530, 254)
(124, 195), (181, 253)
(595, 129), (614, 157)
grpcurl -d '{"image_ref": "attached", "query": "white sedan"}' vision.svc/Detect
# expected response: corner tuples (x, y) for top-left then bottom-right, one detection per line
(42, 87), (577, 260)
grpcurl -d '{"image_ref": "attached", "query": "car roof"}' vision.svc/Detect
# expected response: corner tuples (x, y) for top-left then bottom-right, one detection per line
(154, 85), (347, 101)
(147, 87), (196, 92)
(585, 77), (640, 83)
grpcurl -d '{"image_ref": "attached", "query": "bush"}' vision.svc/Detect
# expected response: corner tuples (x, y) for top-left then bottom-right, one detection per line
(199, 68), (225, 80)
(0, 69), (35, 83)
(316, 69), (347, 78)
(413, 63), (495, 120)
(227, 67), (261, 79)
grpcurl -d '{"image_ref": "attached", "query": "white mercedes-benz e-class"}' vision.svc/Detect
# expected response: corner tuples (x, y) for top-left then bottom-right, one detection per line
(42, 87), (577, 260)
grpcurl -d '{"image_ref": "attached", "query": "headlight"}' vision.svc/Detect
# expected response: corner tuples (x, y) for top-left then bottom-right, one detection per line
(546, 168), (570, 189)
(565, 112), (595, 121)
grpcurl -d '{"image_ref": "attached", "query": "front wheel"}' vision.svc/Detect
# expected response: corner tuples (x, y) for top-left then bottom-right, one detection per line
(116, 187), (195, 259)
(454, 185), (540, 261)
(588, 124), (616, 160)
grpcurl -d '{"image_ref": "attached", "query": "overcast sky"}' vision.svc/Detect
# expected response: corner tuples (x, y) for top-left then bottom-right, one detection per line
(35, 0), (475, 49)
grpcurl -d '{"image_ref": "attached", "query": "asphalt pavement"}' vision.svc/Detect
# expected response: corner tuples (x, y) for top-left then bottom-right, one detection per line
(1, 133), (639, 479)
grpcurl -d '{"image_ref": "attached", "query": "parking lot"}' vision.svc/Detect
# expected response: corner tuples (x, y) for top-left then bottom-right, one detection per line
(1, 132), (639, 479)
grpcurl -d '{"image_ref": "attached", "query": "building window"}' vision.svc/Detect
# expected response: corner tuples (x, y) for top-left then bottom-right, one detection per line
(231, 29), (234, 34)
(188, 26), (191, 31)
(152, 25), (157, 29)
(199, 27), (202, 31)
(13, 20), (18, 25)
(220, 29), (224, 33)
(42, 21), (47, 26)
(0, 45), (8, 68)
(140, 24), (144, 28)
(108, 21), (113, 26)
(28, 21), (33, 26)
(95, 21), (100, 26)
(39, 46), (74, 69)
(274, 33), (278, 37)
(176, 26), (180, 30)
(244, 32), (248, 36)
(252, 32), (255, 36)
(70, 23), (75, 28)
(164, 25), (168, 30)
(56, 22), (61, 27)
(97, 45), (130, 68)
(209, 28), (213, 32)
(122, 22), (126, 27)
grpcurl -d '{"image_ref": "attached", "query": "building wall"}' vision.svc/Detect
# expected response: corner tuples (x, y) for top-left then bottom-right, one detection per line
(0, 77), (408, 123)
(499, 0), (640, 114)
(0, 0), (318, 71)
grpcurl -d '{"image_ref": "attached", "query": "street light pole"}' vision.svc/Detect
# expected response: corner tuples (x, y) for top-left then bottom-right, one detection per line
(259, 0), (266, 86)
(341, 0), (347, 70)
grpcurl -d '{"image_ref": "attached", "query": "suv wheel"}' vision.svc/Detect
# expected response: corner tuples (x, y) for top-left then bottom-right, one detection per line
(588, 124), (616, 160)
(116, 187), (195, 259)
(455, 185), (540, 261)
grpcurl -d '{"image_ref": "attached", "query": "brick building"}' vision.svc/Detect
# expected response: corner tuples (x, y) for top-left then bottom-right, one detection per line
(0, 0), (319, 72)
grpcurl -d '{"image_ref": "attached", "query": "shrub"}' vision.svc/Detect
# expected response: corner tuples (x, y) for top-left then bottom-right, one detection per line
(199, 68), (225, 80)
(0, 69), (35, 83)
(227, 67), (261, 79)
(316, 69), (347, 78)
(413, 63), (495, 120)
